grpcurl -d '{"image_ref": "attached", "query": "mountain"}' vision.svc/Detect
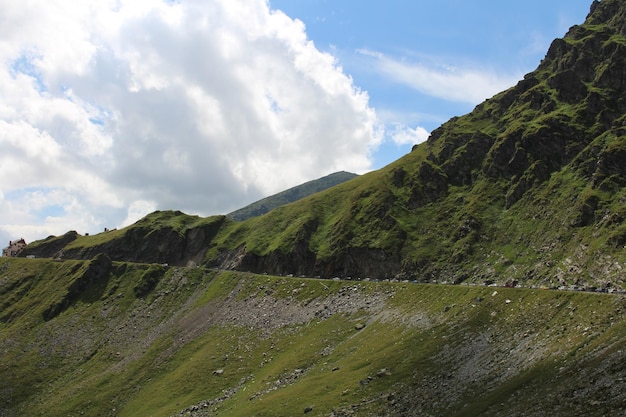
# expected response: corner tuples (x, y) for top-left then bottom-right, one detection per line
(24, 0), (626, 290)
(207, 0), (626, 287)
(226, 171), (358, 221)
(4, 1), (626, 416)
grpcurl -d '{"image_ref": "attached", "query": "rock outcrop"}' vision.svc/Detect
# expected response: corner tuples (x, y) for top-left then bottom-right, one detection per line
(24, 212), (227, 267)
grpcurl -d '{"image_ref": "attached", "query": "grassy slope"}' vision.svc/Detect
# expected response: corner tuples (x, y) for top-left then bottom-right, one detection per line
(2, 257), (626, 417)
(61, 210), (225, 251)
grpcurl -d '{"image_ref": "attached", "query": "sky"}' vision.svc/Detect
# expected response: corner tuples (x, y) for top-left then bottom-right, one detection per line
(0, 0), (592, 246)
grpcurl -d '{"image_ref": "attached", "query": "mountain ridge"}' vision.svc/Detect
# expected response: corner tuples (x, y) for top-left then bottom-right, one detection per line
(226, 171), (358, 221)
(19, 0), (626, 290)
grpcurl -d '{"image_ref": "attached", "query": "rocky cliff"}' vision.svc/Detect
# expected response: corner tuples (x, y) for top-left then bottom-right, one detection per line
(23, 211), (226, 267)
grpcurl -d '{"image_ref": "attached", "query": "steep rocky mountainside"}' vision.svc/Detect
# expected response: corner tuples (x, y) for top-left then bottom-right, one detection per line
(227, 171), (358, 221)
(22, 0), (626, 289)
(2, 257), (626, 417)
(207, 0), (626, 287)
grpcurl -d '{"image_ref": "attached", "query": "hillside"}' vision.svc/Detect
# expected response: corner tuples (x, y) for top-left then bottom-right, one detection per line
(4, 3), (626, 415)
(227, 171), (358, 221)
(22, 0), (626, 290)
(2, 257), (626, 417)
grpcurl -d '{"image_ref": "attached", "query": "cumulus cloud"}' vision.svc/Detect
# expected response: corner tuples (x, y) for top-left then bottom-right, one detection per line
(390, 125), (430, 146)
(360, 49), (521, 105)
(0, 0), (381, 242)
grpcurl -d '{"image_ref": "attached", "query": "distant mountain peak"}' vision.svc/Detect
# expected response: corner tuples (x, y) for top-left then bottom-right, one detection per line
(226, 171), (358, 221)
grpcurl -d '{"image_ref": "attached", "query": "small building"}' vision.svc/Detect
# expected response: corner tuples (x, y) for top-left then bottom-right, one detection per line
(2, 238), (27, 257)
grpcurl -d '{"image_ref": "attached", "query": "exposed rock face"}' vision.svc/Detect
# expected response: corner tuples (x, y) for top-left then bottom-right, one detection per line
(408, 161), (449, 209)
(77, 222), (223, 266)
(438, 131), (494, 186)
(42, 253), (112, 321)
(24, 213), (227, 267)
(212, 245), (404, 280)
(430, 0), (626, 203)
(19, 230), (79, 259)
(213, 242), (318, 277)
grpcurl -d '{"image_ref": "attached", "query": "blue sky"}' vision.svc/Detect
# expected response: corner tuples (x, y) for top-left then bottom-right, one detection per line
(271, 0), (591, 167)
(0, 0), (593, 246)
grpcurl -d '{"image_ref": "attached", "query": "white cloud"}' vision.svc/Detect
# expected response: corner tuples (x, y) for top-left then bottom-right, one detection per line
(390, 125), (430, 146)
(120, 200), (158, 229)
(0, 0), (381, 243)
(360, 49), (521, 105)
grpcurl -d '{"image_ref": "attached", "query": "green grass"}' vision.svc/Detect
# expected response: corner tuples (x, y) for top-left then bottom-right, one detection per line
(64, 210), (226, 250)
(4, 258), (626, 416)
